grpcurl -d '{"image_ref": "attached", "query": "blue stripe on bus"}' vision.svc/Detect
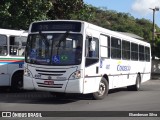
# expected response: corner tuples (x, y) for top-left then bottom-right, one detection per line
(0, 62), (24, 65)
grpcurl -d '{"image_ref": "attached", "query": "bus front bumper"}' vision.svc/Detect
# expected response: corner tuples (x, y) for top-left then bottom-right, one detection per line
(23, 76), (35, 90)
(23, 76), (83, 93)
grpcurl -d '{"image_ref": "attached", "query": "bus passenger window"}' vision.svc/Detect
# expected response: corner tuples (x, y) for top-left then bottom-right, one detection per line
(139, 45), (145, 61)
(0, 35), (8, 56)
(145, 47), (150, 62)
(111, 37), (121, 59)
(131, 43), (138, 61)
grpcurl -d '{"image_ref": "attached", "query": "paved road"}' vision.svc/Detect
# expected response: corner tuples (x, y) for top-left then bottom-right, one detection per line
(0, 79), (160, 120)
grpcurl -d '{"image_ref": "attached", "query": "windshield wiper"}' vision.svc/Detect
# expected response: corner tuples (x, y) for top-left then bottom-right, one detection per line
(39, 31), (49, 47)
(56, 31), (69, 55)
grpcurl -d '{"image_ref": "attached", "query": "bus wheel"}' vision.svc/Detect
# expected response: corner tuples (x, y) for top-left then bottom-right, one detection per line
(92, 77), (108, 100)
(127, 74), (141, 91)
(11, 72), (23, 92)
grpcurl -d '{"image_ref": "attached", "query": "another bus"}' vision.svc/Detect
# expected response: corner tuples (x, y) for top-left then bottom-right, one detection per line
(23, 20), (151, 100)
(0, 29), (28, 91)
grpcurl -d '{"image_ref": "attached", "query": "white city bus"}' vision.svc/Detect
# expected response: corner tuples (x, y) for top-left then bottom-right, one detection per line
(0, 29), (28, 91)
(23, 20), (151, 100)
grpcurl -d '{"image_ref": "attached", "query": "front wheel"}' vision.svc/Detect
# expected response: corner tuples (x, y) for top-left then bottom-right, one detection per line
(92, 77), (109, 100)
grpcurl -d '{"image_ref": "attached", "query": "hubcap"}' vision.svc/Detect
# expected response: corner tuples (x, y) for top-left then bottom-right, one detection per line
(98, 81), (106, 96)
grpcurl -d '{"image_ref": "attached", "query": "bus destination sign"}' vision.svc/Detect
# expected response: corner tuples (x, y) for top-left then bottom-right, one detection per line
(31, 21), (81, 32)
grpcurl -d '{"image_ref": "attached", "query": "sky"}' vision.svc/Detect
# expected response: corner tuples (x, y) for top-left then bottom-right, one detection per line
(84, 0), (160, 28)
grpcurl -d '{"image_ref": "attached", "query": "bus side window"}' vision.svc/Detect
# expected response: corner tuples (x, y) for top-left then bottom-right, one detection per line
(0, 35), (8, 56)
(9, 36), (27, 56)
(10, 36), (17, 55)
(111, 37), (121, 59)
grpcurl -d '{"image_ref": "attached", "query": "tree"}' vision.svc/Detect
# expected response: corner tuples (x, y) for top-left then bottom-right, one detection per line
(47, 0), (93, 21)
(0, 0), (52, 30)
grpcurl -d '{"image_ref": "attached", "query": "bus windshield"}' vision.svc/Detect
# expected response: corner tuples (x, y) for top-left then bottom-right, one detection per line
(25, 33), (83, 65)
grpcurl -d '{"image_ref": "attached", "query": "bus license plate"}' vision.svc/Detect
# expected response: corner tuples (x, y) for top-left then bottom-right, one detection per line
(44, 80), (54, 85)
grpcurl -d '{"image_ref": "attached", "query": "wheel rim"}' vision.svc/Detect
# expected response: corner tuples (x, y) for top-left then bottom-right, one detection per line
(98, 81), (106, 96)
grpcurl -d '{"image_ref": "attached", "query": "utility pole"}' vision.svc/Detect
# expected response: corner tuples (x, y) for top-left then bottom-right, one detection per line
(149, 7), (159, 60)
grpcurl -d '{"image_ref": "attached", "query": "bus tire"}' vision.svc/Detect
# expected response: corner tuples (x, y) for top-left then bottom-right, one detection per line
(127, 74), (141, 91)
(92, 77), (108, 100)
(11, 71), (23, 92)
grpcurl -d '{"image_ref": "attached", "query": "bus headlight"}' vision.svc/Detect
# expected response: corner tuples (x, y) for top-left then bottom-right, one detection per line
(69, 70), (82, 80)
(24, 67), (32, 77)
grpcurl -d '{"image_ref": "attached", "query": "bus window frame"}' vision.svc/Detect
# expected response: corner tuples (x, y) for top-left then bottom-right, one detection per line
(0, 34), (8, 56)
(122, 40), (130, 60)
(9, 35), (27, 57)
(111, 37), (121, 59)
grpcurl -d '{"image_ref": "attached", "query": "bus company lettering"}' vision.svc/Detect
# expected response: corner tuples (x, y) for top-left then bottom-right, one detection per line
(117, 65), (131, 71)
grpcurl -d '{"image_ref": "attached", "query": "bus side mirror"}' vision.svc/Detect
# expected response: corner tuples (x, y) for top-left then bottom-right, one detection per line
(90, 40), (96, 51)
(88, 37), (96, 52)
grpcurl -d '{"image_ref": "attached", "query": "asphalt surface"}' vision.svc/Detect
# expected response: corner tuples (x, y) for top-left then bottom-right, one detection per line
(0, 78), (160, 120)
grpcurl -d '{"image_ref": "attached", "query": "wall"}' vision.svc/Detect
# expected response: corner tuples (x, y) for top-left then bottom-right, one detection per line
(152, 59), (160, 74)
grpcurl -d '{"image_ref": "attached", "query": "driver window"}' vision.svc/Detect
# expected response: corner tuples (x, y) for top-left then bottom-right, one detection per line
(86, 37), (99, 58)
(85, 36), (99, 67)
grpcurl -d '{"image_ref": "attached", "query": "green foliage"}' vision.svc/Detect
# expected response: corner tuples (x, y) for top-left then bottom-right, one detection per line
(0, 0), (52, 30)
(47, 0), (93, 21)
(85, 6), (156, 42)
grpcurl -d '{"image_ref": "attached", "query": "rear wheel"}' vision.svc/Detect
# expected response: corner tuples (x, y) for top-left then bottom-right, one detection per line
(127, 74), (141, 91)
(92, 77), (108, 100)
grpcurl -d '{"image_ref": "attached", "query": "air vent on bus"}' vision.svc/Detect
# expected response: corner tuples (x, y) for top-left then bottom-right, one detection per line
(36, 69), (66, 76)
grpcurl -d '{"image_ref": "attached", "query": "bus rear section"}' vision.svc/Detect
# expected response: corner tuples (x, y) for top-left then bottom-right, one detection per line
(0, 29), (28, 91)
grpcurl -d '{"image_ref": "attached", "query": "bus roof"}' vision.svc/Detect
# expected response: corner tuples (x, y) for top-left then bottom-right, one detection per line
(0, 28), (28, 36)
(31, 19), (84, 23)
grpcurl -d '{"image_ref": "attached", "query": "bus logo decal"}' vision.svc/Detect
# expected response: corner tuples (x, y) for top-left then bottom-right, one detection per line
(117, 65), (131, 71)
(35, 74), (41, 79)
(48, 76), (52, 80)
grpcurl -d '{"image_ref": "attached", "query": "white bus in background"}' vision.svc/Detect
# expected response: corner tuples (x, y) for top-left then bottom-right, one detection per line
(23, 20), (151, 100)
(0, 29), (28, 91)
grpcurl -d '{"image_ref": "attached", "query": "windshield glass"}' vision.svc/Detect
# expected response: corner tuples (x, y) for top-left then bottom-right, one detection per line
(25, 33), (83, 65)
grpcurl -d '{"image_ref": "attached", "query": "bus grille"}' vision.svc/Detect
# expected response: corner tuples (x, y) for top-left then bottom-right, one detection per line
(36, 69), (66, 76)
